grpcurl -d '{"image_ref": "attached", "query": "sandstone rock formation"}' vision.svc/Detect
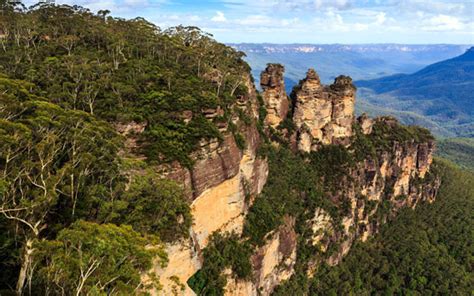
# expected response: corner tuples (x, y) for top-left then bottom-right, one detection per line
(292, 69), (356, 151)
(325, 126), (438, 266)
(148, 74), (269, 296)
(357, 113), (374, 135)
(260, 64), (289, 129)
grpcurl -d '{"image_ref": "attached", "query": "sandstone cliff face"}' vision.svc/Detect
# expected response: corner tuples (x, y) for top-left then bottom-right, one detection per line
(292, 69), (355, 151)
(260, 64), (289, 129)
(224, 216), (297, 296)
(222, 119), (439, 295)
(151, 74), (269, 296)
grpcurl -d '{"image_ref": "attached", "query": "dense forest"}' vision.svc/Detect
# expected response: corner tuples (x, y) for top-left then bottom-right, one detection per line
(1, 2), (473, 296)
(437, 138), (474, 171)
(275, 159), (474, 295)
(0, 2), (250, 294)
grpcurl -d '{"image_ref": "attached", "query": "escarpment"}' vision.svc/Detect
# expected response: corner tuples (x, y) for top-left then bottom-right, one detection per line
(140, 74), (269, 295)
(141, 65), (439, 296)
(0, 7), (451, 295)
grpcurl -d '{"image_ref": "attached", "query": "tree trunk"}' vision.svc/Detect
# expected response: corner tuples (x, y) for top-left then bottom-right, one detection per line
(16, 239), (34, 295)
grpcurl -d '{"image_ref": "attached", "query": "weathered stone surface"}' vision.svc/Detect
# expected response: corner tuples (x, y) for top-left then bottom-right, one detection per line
(357, 113), (374, 135)
(260, 64), (289, 128)
(251, 216), (297, 295)
(292, 69), (356, 151)
(151, 74), (269, 295)
(307, 123), (439, 269)
(114, 121), (146, 156)
(224, 216), (297, 296)
(190, 135), (242, 199)
(147, 241), (200, 296)
(224, 269), (257, 296)
(309, 208), (333, 249)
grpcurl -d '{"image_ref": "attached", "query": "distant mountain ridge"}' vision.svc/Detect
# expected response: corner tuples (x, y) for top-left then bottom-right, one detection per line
(230, 43), (470, 90)
(231, 43), (470, 54)
(357, 47), (474, 95)
(356, 47), (474, 137)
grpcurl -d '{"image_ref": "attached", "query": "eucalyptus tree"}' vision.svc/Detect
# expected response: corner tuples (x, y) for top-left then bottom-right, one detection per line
(0, 76), (122, 294)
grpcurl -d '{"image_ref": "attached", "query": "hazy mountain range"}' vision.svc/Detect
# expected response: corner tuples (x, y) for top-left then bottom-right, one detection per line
(231, 44), (471, 88)
(357, 47), (474, 138)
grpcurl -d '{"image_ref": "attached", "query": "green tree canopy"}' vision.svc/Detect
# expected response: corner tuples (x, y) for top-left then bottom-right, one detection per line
(35, 220), (166, 295)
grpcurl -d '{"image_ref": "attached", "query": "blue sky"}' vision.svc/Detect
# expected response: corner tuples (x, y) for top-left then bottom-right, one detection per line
(24, 0), (474, 44)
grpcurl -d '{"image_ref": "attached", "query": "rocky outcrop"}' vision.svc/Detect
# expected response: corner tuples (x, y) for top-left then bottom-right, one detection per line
(292, 69), (355, 151)
(260, 64), (289, 129)
(251, 216), (297, 294)
(115, 121), (146, 156)
(357, 113), (373, 135)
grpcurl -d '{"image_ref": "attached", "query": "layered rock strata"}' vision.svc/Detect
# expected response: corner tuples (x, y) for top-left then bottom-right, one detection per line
(320, 122), (439, 268)
(222, 118), (439, 295)
(225, 216), (297, 296)
(148, 74), (269, 295)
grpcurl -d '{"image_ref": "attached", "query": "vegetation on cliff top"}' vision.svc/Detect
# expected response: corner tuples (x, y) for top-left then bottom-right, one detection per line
(0, 2), (249, 167)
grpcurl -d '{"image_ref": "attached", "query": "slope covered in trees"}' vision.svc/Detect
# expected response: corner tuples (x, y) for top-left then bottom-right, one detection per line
(300, 160), (474, 295)
(1, 2), (472, 296)
(437, 138), (474, 171)
(0, 2), (251, 294)
(0, 1), (250, 167)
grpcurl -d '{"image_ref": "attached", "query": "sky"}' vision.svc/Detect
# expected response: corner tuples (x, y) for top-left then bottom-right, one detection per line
(23, 0), (474, 44)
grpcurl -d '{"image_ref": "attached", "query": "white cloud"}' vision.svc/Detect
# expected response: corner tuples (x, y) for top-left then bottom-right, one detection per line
(211, 11), (227, 22)
(238, 15), (272, 26)
(314, 11), (368, 32)
(281, 17), (300, 27)
(375, 12), (386, 25)
(399, 0), (467, 16)
(189, 15), (202, 22)
(124, 0), (149, 5)
(422, 14), (464, 31)
(312, 0), (351, 10)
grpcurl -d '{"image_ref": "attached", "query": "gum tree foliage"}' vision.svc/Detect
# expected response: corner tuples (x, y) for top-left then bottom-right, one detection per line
(0, 4), (250, 167)
(0, 74), (192, 294)
(0, 76), (122, 294)
(187, 232), (252, 295)
(0, 3), (252, 293)
(118, 173), (193, 243)
(34, 221), (166, 296)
